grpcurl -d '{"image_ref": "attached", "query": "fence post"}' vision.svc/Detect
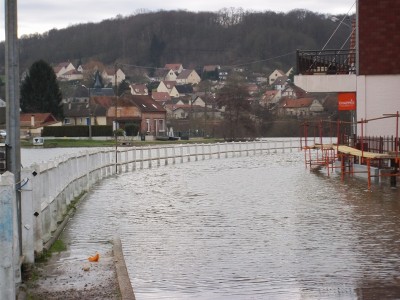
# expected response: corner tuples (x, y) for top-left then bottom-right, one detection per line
(157, 147), (161, 167)
(148, 148), (152, 169)
(217, 143), (221, 159)
(20, 168), (35, 263)
(132, 148), (136, 171)
(164, 147), (168, 166)
(0, 172), (17, 300)
(125, 150), (129, 172)
(85, 152), (90, 192)
(140, 148), (144, 170)
(31, 164), (43, 255)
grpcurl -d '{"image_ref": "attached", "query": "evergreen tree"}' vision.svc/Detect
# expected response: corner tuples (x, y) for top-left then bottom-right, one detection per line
(20, 59), (63, 118)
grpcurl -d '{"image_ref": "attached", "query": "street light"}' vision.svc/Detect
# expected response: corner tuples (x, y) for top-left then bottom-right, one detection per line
(82, 85), (92, 139)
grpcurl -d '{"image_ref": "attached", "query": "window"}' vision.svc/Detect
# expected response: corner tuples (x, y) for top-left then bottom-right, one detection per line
(64, 118), (71, 125)
(146, 119), (150, 132)
(158, 119), (165, 132)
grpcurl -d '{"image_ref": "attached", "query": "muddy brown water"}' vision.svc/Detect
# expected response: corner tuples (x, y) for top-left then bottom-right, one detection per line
(23, 148), (400, 299)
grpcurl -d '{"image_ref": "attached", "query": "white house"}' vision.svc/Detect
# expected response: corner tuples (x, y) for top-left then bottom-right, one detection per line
(269, 69), (286, 85)
(157, 81), (180, 98)
(176, 69), (201, 85)
(102, 67), (126, 86)
(54, 62), (76, 78)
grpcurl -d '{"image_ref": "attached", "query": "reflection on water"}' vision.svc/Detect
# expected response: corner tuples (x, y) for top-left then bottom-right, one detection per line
(59, 151), (400, 299)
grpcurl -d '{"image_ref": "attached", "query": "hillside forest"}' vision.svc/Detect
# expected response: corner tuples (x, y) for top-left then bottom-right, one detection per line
(0, 8), (351, 81)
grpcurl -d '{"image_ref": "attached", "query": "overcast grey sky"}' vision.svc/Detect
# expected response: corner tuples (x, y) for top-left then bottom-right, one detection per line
(1, 0), (356, 40)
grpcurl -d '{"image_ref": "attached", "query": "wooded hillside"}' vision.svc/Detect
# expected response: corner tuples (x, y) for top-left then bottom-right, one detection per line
(0, 8), (351, 76)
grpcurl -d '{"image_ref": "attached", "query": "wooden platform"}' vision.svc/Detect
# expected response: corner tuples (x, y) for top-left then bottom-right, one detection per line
(337, 145), (396, 159)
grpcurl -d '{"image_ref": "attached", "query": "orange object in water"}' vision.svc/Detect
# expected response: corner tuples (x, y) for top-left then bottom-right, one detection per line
(88, 253), (100, 262)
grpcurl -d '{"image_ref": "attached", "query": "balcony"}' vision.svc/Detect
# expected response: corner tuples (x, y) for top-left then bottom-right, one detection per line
(294, 49), (357, 93)
(296, 49), (356, 75)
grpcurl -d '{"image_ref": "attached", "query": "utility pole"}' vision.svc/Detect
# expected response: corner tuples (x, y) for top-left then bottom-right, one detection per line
(2, 0), (21, 298)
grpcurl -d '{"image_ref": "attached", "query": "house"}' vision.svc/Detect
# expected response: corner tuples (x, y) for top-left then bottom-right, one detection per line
(202, 65), (220, 80)
(156, 81), (180, 98)
(203, 65), (220, 73)
(278, 98), (324, 117)
(164, 63), (184, 74)
(260, 90), (281, 107)
(247, 83), (259, 95)
(254, 73), (268, 83)
(176, 69), (201, 85)
(53, 62), (75, 78)
(172, 104), (222, 120)
(57, 69), (83, 82)
(151, 92), (171, 102)
(102, 67), (126, 86)
(153, 69), (177, 82)
(63, 96), (112, 127)
(271, 75), (289, 91)
(175, 84), (194, 96)
(281, 84), (308, 99)
(109, 94), (167, 136)
(130, 84), (148, 96)
(20, 113), (61, 136)
(269, 69), (286, 85)
(218, 69), (229, 81)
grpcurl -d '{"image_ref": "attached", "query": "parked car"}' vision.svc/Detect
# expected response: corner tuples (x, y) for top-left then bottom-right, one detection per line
(0, 130), (6, 138)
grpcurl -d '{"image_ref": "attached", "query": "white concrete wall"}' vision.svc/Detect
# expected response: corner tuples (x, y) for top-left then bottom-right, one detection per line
(356, 75), (400, 137)
(294, 74), (357, 93)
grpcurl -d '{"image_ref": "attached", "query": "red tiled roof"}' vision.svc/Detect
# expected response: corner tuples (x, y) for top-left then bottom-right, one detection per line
(119, 94), (166, 113)
(152, 92), (171, 101)
(165, 64), (182, 72)
(20, 113), (59, 128)
(203, 65), (220, 72)
(281, 98), (314, 108)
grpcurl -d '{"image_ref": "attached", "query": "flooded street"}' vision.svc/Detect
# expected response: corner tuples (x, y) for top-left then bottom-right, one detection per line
(25, 148), (400, 299)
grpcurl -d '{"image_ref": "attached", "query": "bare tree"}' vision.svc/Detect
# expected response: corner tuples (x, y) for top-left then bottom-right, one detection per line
(216, 73), (250, 140)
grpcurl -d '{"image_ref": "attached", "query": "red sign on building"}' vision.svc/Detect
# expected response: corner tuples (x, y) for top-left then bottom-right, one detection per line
(338, 92), (356, 111)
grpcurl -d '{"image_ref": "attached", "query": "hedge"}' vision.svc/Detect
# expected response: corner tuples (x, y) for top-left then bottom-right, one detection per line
(42, 125), (113, 137)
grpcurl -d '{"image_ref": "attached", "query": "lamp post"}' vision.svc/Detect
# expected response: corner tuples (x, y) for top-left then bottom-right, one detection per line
(82, 85), (92, 139)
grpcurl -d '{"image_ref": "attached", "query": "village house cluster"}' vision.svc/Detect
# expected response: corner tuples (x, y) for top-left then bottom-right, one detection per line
(1, 61), (331, 138)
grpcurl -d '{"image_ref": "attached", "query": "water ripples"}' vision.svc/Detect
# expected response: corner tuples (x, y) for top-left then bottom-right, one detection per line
(59, 151), (400, 299)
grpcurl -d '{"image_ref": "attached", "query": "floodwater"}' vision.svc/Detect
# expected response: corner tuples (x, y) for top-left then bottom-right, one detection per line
(26, 148), (400, 299)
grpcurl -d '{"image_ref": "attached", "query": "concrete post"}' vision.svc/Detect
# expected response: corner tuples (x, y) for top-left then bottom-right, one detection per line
(0, 172), (16, 299)
(140, 149), (143, 170)
(31, 164), (43, 254)
(20, 169), (34, 263)
(164, 147), (168, 166)
(132, 148), (136, 171)
(125, 151), (129, 172)
(157, 148), (161, 167)
(86, 152), (90, 191)
(180, 146), (184, 163)
(148, 148), (152, 169)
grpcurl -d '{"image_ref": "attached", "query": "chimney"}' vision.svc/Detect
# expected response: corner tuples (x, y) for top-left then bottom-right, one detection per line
(31, 114), (35, 127)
